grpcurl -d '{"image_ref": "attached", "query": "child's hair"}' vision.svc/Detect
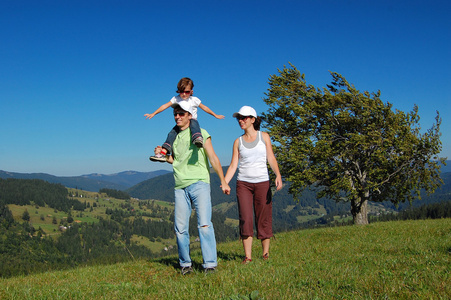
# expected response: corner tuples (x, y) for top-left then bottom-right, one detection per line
(253, 116), (262, 131)
(176, 77), (194, 93)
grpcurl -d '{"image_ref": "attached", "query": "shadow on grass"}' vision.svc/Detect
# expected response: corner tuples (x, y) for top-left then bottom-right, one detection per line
(151, 250), (242, 271)
(217, 250), (242, 262)
(152, 257), (207, 272)
(152, 256), (179, 270)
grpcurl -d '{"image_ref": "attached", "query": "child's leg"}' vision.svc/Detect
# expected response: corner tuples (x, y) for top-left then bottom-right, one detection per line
(189, 119), (203, 146)
(161, 125), (180, 155)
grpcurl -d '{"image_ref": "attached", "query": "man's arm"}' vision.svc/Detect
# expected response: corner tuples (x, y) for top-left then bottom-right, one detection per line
(203, 137), (230, 194)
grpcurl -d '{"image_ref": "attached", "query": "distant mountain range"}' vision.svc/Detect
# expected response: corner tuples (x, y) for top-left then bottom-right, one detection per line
(123, 161), (451, 202)
(127, 168), (451, 205)
(126, 167), (235, 204)
(1, 160), (449, 195)
(0, 170), (171, 192)
(80, 170), (171, 188)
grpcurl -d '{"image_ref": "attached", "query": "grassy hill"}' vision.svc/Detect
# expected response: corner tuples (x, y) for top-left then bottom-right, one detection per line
(0, 218), (449, 299)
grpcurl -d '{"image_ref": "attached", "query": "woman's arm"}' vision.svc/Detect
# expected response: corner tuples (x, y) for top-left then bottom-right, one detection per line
(224, 138), (240, 184)
(262, 132), (283, 191)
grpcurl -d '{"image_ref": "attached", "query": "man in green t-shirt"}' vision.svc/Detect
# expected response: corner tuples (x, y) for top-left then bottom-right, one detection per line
(153, 101), (230, 275)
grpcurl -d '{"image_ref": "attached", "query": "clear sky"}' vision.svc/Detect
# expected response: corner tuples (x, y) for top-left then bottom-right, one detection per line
(1, 0), (450, 176)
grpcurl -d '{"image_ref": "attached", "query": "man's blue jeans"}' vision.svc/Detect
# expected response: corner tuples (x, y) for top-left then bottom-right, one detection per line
(174, 181), (217, 269)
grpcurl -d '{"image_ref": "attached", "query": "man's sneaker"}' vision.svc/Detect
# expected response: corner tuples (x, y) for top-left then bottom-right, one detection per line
(193, 136), (203, 148)
(242, 257), (252, 264)
(204, 267), (216, 274)
(181, 266), (193, 275)
(149, 153), (167, 162)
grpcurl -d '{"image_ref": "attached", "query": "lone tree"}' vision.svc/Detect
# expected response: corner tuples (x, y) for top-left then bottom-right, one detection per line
(22, 209), (30, 222)
(262, 64), (446, 225)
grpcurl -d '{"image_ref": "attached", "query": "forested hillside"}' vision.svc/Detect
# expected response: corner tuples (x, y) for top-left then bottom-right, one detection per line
(127, 172), (175, 201)
(0, 178), (84, 211)
(0, 178), (238, 278)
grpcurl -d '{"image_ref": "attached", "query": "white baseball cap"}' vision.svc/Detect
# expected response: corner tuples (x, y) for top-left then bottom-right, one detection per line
(172, 101), (193, 115)
(232, 106), (257, 118)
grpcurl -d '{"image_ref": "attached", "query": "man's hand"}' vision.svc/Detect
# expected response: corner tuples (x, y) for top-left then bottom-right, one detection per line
(154, 145), (162, 155)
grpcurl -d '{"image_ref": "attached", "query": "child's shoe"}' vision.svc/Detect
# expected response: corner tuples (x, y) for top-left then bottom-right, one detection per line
(193, 136), (203, 148)
(149, 153), (167, 162)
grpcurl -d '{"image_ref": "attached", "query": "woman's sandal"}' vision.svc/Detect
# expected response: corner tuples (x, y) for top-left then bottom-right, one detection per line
(242, 257), (252, 264)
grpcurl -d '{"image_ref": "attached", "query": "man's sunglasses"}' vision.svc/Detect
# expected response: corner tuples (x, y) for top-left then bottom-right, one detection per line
(174, 112), (187, 117)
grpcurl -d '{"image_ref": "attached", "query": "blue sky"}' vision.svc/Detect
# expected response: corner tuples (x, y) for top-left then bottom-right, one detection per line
(1, 0), (450, 176)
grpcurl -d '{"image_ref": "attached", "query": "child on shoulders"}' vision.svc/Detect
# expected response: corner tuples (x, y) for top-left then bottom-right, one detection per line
(144, 77), (225, 162)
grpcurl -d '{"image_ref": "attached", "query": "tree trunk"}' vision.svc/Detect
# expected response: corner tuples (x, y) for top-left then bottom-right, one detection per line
(351, 197), (368, 225)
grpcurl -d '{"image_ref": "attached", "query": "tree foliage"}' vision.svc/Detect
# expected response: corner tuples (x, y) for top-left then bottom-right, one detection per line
(371, 200), (451, 222)
(262, 64), (446, 224)
(0, 178), (81, 212)
(99, 188), (130, 200)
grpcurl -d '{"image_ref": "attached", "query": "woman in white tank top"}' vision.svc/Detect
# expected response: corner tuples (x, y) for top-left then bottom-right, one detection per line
(225, 106), (283, 263)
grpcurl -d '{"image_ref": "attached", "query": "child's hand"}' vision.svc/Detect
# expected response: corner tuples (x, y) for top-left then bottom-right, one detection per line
(216, 115), (225, 119)
(144, 113), (155, 119)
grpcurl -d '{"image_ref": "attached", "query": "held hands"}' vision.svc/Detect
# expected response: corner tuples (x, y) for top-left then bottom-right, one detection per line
(220, 183), (231, 195)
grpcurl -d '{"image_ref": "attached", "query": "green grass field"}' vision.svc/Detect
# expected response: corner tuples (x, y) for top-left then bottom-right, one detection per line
(1, 218), (449, 299)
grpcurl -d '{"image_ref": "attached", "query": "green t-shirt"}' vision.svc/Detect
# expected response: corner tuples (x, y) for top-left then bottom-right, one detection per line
(172, 128), (211, 189)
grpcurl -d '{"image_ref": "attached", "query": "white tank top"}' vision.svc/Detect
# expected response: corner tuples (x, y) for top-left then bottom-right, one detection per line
(237, 131), (269, 183)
